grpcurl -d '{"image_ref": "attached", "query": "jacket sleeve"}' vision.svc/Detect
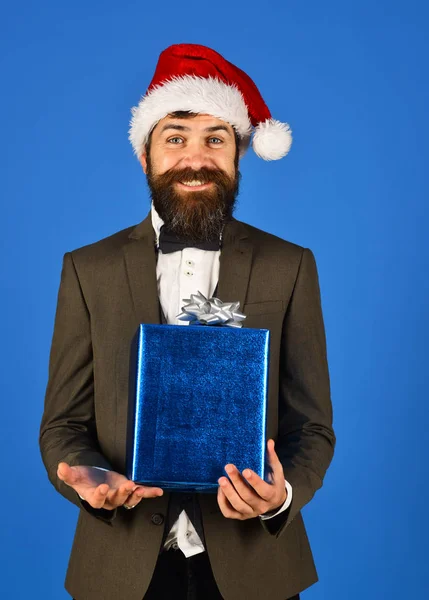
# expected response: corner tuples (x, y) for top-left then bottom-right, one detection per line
(39, 251), (117, 524)
(261, 247), (336, 538)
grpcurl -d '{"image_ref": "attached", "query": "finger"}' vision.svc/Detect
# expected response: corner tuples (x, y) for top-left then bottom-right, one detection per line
(134, 485), (164, 499)
(125, 485), (164, 506)
(224, 465), (265, 512)
(241, 468), (276, 503)
(267, 439), (285, 481)
(218, 476), (254, 516)
(85, 484), (110, 509)
(217, 486), (243, 520)
(121, 490), (142, 509)
(106, 481), (138, 508)
(85, 481), (134, 510)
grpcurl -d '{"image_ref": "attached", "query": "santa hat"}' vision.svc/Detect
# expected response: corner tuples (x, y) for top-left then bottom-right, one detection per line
(129, 43), (292, 161)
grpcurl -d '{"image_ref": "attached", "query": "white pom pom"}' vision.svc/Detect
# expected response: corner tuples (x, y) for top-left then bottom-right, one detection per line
(252, 119), (292, 161)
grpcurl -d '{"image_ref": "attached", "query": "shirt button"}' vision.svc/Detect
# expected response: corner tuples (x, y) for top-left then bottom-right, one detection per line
(172, 542), (179, 550)
(151, 513), (164, 526)
(184, 270), (193, 276)
(186, 531), (191, 538)
(185, 259), (194, 267)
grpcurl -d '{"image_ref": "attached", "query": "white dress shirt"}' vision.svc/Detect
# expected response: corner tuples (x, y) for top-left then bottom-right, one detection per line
(150, 203), (293, 557)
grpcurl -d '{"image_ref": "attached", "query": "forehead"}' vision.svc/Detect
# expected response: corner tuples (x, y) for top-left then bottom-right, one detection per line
(152, 113), (234, 135)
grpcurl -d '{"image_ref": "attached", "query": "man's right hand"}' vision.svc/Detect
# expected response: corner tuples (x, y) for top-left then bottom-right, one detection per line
(57, 463), (164, 510)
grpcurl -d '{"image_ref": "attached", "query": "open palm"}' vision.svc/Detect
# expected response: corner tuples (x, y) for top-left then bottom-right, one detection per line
(57, 463), (163, 510)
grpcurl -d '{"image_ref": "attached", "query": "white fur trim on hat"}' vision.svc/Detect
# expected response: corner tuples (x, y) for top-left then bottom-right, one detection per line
(252, 119), (293, 161)
(129, 75), (252, 159)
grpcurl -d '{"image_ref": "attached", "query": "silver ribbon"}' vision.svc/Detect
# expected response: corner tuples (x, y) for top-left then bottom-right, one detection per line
(176, 291), (246, 328)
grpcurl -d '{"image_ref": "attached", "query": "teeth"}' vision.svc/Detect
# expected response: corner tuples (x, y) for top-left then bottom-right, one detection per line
(181, 180), (205, 187)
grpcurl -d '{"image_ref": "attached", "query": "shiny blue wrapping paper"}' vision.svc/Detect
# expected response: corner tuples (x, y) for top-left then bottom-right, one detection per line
(126, 324), (270, 492)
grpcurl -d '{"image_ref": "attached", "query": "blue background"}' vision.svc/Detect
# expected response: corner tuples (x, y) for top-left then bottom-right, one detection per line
(1, 0), (428, 597)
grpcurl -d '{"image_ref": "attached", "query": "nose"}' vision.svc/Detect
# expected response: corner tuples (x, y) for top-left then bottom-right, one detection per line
(179, 140), (213, 171)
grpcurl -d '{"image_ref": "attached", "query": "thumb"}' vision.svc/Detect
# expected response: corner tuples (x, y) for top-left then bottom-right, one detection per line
(57, 462), (78, 486)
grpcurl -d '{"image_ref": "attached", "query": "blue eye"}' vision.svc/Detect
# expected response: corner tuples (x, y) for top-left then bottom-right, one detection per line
(168, 137), (183, 144)
(209, 137), (222, 144)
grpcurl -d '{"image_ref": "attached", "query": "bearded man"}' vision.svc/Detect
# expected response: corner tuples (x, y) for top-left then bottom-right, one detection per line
(40, 44), (335, 600)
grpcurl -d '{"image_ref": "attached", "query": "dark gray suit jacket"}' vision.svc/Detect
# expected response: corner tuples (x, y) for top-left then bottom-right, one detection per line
(39, 211), (336, 600)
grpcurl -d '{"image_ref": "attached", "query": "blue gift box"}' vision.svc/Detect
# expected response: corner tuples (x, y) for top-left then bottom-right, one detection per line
(126, 323), (270, 492)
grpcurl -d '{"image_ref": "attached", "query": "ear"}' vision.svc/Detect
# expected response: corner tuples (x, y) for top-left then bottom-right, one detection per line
(140, 150), (148, 174)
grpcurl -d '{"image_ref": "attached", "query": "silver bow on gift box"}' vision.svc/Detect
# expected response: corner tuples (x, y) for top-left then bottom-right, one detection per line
(176, 291), (246, 328)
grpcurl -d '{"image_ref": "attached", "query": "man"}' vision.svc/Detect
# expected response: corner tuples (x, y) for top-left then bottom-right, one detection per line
(40, 44), (335, 600)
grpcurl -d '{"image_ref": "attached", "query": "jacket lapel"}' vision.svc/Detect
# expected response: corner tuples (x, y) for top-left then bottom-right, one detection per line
(123, 210), (161, 325)
(122, 212), (253, 326)
(217, 218), (253, 319)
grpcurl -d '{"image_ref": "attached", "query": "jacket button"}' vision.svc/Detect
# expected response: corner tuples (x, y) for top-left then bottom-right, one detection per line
(151, 513), (164, 526)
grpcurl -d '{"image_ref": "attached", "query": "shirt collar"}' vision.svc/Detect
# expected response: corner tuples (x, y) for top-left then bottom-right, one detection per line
(150, 201), (164, 248)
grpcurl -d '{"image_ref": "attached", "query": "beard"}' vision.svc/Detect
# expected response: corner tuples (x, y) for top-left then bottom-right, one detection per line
(146, 157), (240, 242)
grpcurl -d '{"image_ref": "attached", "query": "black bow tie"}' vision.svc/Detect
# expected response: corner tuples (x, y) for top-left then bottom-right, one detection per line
(158, 224), (221, 254)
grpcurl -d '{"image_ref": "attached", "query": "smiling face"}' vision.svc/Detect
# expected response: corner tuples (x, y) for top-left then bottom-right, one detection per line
(140, 112), (240, 242)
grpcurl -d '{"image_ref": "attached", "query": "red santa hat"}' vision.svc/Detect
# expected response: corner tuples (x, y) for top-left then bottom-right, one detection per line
(129, 43), (292, 161)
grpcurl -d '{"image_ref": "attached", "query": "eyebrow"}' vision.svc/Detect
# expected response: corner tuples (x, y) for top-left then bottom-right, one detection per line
(160, 123), (232, 136)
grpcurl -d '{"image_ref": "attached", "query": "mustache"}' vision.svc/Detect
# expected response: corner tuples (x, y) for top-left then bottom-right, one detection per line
(154, 166), (233, 187)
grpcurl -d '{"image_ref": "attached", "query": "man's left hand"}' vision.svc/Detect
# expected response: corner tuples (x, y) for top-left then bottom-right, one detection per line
(217, 439), (287, 520)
